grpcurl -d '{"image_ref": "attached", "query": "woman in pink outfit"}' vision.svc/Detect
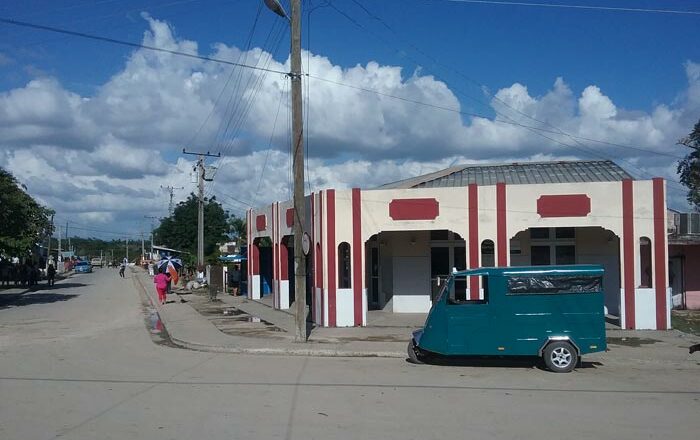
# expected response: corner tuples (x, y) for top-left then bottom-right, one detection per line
(154, 268), (171, 305)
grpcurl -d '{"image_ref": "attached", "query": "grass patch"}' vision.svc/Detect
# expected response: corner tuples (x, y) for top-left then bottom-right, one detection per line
(671, 310), (700, 336)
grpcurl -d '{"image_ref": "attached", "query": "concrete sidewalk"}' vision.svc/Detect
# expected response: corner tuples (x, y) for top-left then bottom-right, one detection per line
(131, 267), (700, 365)
(131, 267), (408, 357)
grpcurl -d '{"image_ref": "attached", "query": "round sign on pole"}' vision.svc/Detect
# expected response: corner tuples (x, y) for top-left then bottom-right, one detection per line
(302, 232), (311, 255)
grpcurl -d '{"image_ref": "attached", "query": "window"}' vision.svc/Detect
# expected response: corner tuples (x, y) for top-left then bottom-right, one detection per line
(430, 230), (449, 240)
(338, 242), (351, 289)
(555, 245), (576, 264)
(531, 246), (551, 265)
(507, 275), (602, 295)
(481, 240), (495, 267)
(448, 275), (489, 304)
(530, 228), (550, 239)
(555, 227), (575, 239)
(640, 237), (652, 288)
(529, 228), (576, 265)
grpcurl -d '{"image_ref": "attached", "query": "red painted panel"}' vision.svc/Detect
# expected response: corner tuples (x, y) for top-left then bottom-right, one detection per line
(286, 208), (294, 227)
(246, 209), (253, 298)
(280, 241), (288, 280)
(468, 184), (479, 299)
(318, 194), (324, 325)
(496, 183), (507, 267)
(256, 214), (267, 231)
(326, 190), (337, 327)
(272, 205), (277, 279)
(653, 178), (667, 329)
(622, 180), (635, 329)
(389, 198), (439, 220)
(537, 194), (591, 218)
(310, 195), (315, 320)
(251, 242), (260, 275)
(352, 188), (363, 326)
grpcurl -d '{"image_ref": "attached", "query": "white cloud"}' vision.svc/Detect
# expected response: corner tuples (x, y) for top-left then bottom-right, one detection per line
(0, 15), (698, 237)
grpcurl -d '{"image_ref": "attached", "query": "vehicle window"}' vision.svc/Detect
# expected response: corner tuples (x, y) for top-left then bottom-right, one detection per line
(448, 275), (488, 304)
(507, 275), (602, 295)
(435, 278), (449, 303)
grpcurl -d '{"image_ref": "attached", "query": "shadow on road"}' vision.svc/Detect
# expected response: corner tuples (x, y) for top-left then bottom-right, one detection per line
(408, 355), (602, 370)
(0, 291), (81, 309)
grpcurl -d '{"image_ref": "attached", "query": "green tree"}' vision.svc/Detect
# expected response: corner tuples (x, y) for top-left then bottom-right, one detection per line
(678, 119), (700, 210)
(229, 215), (247, 246)
(154, 194), (230, 264)
(0, 167), (54, 256)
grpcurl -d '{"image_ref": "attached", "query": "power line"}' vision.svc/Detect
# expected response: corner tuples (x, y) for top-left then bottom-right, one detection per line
(431, 0), (700, 16)
(3, 14), (687, 198)
(328, 0), (689, 191)
(0, 18), (289, 76)
(336, 0), (687, 161)
(3, 14), (681, 161)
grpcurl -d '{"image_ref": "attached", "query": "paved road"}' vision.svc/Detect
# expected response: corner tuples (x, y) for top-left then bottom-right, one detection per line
(0, 268), (698, 440)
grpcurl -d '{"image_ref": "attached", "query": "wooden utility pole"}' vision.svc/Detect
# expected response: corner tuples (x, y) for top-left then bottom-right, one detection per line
(182, 149), (219, 268)
(264, 0), (306, 341)
(290, 0), (306, 342)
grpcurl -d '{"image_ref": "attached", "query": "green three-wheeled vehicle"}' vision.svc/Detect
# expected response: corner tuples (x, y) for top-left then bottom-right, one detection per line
(408, 265), (607, 372)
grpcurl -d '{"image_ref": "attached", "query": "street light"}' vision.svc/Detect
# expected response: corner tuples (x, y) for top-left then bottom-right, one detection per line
(264, 0), (289, 19)
(265, 0), (307, 342)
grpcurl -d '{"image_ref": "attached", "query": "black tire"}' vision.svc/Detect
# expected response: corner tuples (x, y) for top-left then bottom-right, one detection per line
(543, 341), (578, 373)
(407, 340), (425, 364)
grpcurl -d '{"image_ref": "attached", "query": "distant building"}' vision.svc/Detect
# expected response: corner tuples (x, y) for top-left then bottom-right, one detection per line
(668, 210), (700, 309)
(218, 241), (239, 255)
(248, 160), (671, 330)
(148, 245), (184, 261)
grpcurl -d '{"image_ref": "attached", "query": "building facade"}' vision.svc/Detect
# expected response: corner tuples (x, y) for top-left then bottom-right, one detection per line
(668, 210), (700, 310)
(247, 160), (671, 330)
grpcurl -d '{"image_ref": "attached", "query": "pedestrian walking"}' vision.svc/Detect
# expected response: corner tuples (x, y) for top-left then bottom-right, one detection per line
(0, 258), (10, 286)
(153, 268), (171, 305)
(228, 264), (241, 296)
(119, 262), (125, 278)
(47, 263), (56, 286)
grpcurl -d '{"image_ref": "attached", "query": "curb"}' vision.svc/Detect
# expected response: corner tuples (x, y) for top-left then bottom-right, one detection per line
(131, 268), (405, 359)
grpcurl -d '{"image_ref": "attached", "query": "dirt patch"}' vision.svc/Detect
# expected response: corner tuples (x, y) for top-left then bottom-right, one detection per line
(607, 337), (660, 347)
(185, 294), (286, 337)
(671, 310), (700, 336)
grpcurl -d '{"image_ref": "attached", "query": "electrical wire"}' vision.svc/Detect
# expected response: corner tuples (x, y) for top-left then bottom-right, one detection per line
(430, 0), (700, 16)
(328, 0), (689, 194)
(0, 17), (289, 76)
(255, 81), (287, 202)
(2, 14), (682, 161)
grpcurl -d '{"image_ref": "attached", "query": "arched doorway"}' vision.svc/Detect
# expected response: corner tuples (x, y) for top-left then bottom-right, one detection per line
(509, 226), (621, 317)
(365, 229), (466, 312)
(253, 237), (273, 301)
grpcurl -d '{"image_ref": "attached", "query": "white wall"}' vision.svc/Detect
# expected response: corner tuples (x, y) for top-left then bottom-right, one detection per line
(392, 256), (431, 313)
(576, 227), (621, 316)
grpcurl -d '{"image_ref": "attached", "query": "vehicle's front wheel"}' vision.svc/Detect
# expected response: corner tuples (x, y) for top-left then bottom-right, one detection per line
(543, 341), (578, 373)
(407, 340), (425, 364)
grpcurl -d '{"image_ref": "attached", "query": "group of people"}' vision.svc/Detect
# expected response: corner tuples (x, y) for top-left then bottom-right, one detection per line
(0, 257), (48, 287)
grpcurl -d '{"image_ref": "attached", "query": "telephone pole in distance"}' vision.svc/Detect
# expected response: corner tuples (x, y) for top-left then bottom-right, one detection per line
(182, 148), (220, 267)
(161, 185), (184, 216)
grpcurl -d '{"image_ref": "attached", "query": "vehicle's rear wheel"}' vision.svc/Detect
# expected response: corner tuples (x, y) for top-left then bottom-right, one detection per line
(543, 341), (578, 373)
(407, 340), (425, 364)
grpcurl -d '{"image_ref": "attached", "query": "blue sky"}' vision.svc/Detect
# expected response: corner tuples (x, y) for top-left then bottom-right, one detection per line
(0, 0), (699, 238)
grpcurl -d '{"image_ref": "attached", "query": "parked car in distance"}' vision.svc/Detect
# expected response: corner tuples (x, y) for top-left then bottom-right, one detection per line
(74, 261), (93, 273)
(90, 257), (104, 268)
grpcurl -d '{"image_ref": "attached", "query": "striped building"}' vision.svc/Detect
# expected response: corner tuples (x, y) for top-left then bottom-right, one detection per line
(246, 160), (671, 330)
